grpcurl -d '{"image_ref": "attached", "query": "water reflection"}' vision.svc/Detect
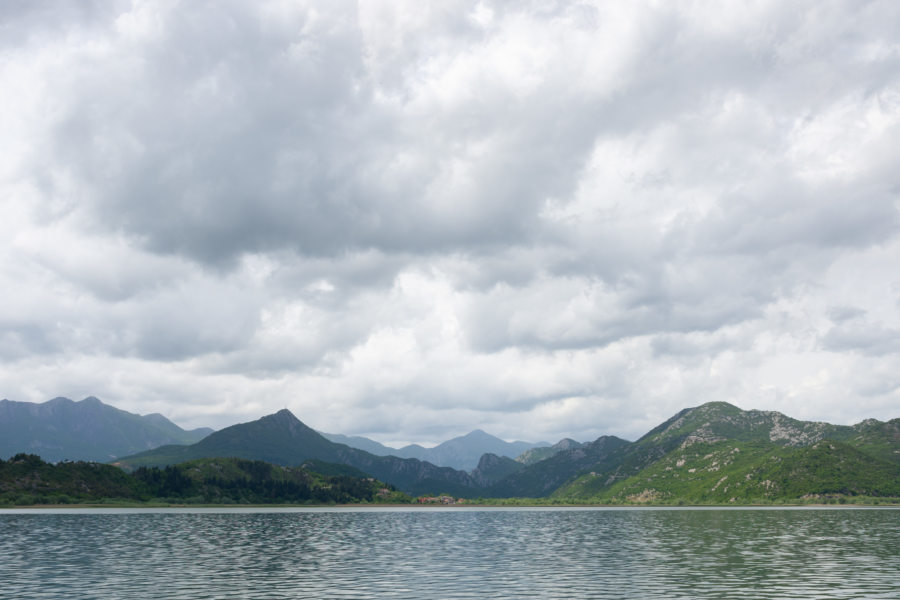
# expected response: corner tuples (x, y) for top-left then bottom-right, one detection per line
(1, 508), (897, 599)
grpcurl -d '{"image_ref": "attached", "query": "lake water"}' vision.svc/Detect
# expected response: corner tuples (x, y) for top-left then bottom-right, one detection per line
(1, 506), (897, 599)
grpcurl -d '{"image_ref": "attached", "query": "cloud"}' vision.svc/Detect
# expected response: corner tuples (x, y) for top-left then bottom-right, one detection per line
(1, 1), (899, 444)
(823, 320), (900, 356)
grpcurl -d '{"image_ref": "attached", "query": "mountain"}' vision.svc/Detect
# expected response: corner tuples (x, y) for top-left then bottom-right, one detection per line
(321, 429), (549, 471)
(516, 438), (584, 465)
(0, 397), (213, 463)
(545, 402), (900, 503)
(114, 410), (483, 496)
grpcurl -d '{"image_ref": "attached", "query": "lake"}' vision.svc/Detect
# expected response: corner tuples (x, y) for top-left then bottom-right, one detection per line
(1, 506), (897, 599)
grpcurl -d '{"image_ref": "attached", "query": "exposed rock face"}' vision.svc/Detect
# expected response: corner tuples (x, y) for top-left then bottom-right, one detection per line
(644, 401), (857, 449)
(763, 412), (830, 446)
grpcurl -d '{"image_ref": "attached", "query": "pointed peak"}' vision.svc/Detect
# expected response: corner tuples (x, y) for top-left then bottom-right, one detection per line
(255, 409), (321, 436)
(464, 429), (496, 440)
(267, 408), (301, 423)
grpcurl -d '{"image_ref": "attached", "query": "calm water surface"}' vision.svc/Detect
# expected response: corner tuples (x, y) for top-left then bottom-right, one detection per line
(1, 506), (897, 599)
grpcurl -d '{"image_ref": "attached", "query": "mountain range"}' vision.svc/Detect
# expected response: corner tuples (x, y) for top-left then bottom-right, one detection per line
(112, 401), (900, 502)
(4, 396), (898, 502)
(1, 396), (554, 473)
(0, 397), (213, 463)
(320, 429), (549, 471)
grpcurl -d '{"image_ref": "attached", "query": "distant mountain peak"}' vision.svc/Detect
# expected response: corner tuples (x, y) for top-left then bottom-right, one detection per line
(462, 429), (496, 440)
(0, 397), (212, 462)
(554, 438), (582, 450)
(248, 408), (304, 429)
(211, 409), (329, 445)
(250, 409), (314, 437)
(46, 396), (73, 406)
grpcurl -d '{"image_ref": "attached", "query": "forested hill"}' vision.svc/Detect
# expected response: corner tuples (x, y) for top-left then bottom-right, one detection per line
(0, 454), (409, 506)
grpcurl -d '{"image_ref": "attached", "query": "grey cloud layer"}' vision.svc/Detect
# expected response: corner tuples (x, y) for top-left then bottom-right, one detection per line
(2, 1), (899, 441)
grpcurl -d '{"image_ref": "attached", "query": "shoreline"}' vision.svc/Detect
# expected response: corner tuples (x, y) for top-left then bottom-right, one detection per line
(3, 500), (899, 510)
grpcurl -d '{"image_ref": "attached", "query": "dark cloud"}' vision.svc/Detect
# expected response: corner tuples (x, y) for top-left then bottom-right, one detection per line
(823, 321), (900, 356)
(0, 0), (120, 49)
(24, 1), (821, 267)
(31, 1), (597, 267)
(828, 306), (867, 323)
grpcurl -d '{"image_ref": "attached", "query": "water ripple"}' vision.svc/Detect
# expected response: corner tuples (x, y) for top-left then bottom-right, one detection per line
(1, 507), (898, 599)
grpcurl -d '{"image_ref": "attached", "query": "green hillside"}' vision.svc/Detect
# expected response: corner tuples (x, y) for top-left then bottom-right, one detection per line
(556, 439), (900, 504)
(494, 402), (900, 504)
(832, 418), (900, 464)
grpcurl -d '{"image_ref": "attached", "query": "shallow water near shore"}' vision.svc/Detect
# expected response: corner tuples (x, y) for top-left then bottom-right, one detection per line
(2, 506), (897, 599)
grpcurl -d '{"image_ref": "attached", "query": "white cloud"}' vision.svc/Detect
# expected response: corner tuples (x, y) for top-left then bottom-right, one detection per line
(1, 1), (898, 445)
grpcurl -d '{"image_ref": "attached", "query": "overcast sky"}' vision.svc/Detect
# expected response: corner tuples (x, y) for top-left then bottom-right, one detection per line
(2, 1), (899, 446)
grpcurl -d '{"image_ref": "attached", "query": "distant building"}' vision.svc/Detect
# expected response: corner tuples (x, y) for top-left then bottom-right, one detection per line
(416, 495), (465, 505)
